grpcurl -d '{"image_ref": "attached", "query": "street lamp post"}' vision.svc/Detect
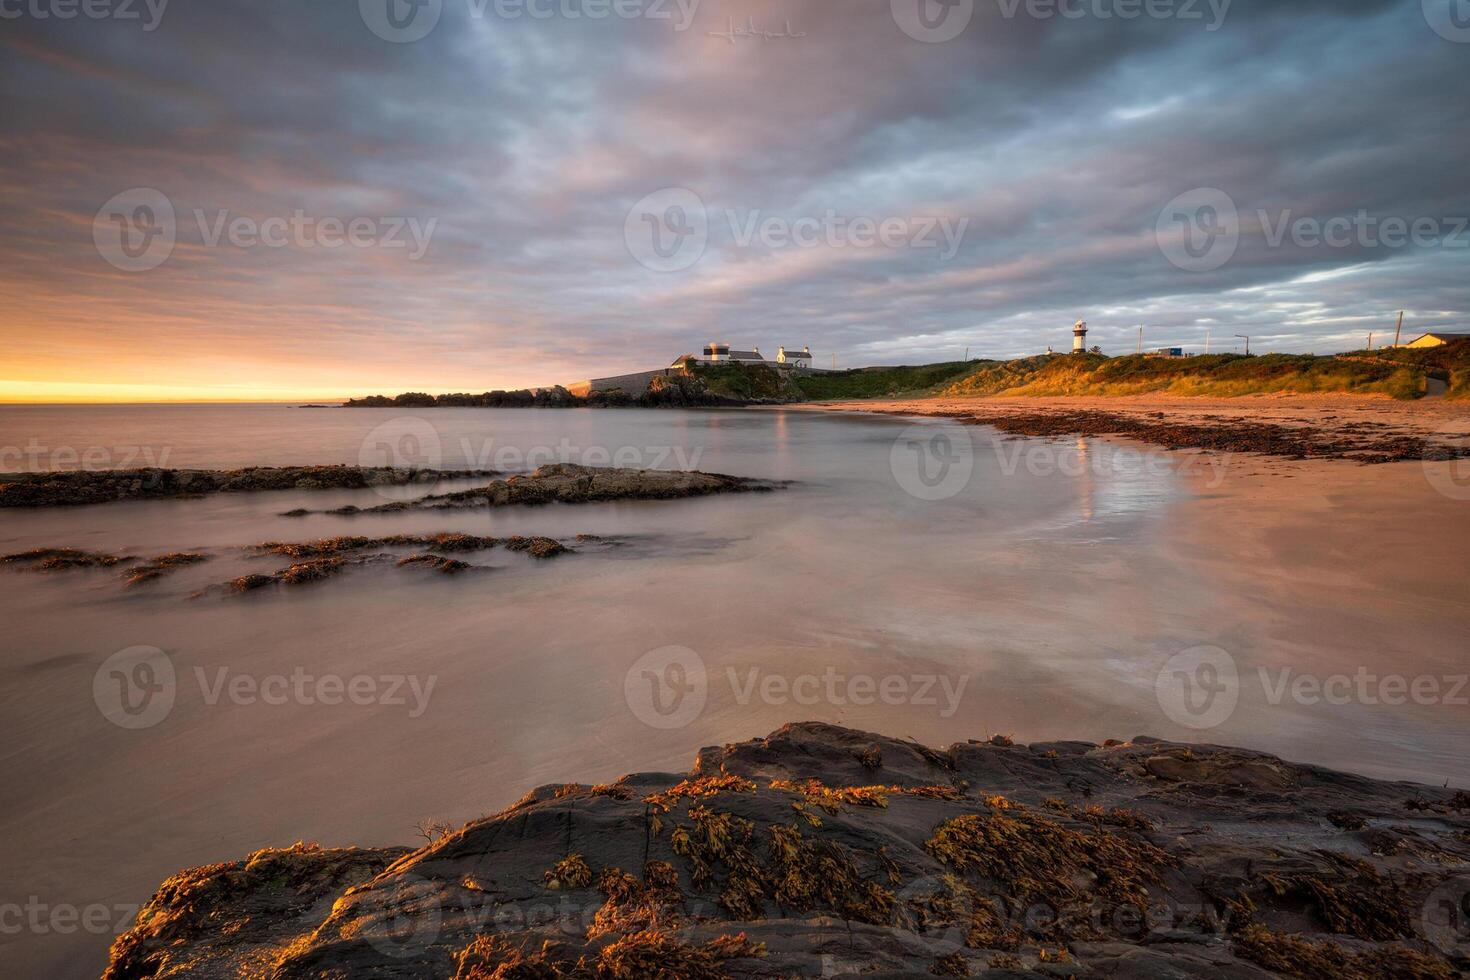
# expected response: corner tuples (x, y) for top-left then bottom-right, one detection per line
(1234, 334), (1250, 355)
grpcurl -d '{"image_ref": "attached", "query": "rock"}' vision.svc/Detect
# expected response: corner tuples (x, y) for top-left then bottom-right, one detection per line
(0, 466), (500, 508)
(282, 464), (781, 516)
(504, 536), (570, 559)
(103, 843), (408, 980)
(396, 554), (471, 574)
(225, 573), (275, 593)
(121, 553), (210, 587)
(5, 548), (211, 586)
(105, 722), (1470, 979)
(2, 547), (132, 569)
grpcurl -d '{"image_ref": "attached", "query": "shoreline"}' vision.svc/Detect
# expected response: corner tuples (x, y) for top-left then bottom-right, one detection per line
(784, 392), (1470, 463)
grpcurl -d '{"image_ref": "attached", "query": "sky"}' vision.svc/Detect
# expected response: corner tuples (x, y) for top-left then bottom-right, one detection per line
(1, 0), (1468, 402)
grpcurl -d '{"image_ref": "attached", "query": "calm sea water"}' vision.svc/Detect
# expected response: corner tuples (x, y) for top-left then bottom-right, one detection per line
(0, 405), (1464, 976)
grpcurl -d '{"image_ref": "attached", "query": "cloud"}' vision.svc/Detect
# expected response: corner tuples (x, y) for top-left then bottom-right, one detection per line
(0, 0), (1465, 395)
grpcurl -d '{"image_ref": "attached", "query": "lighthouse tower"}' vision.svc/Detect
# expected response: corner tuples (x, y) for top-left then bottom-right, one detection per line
(1072, 319), (1088, 354)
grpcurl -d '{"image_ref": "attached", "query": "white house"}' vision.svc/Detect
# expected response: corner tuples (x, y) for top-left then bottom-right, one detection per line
(777, 345), (812, 367)
(683, 342), (770, 365)
(675, 342), (817, 367)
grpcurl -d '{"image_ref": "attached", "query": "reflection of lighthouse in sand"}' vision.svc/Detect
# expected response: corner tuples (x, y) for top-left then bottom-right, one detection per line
(1072, 319), (1088, 354)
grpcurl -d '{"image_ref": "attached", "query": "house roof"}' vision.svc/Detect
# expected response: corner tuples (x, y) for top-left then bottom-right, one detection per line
(1419, 332), (1470, 340)
(728, 350), (764, 360)
(781, 348), (811, 357)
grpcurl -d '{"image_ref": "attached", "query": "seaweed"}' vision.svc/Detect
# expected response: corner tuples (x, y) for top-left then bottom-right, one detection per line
(1233, 924), (1453, 980)
(924, 797), (1172, 922)
(589, 862), (685, 938)
(543, 854), (594, 890)
(645, 775), (757, 815)
(1257, 854), (1413, 940)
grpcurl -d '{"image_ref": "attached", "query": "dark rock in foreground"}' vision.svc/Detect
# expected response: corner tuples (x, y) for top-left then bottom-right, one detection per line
(104, 723), (1469, 979)
(0, 466), (498, 508)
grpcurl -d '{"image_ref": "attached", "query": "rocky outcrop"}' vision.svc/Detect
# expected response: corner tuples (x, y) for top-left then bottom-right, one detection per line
(285, 464), (780, 516)
(9, 533), (598, 598)
(343, 370), (788, 409)
(3, 548), (209, 586)
(0, 466), (498, 508)
(104, 723), (1470, 979)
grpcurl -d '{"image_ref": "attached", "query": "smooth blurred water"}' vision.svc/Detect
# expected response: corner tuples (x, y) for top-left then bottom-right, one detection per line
(0, 405), (1464, 976)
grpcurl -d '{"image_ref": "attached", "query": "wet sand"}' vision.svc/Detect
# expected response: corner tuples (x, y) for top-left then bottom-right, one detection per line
(800, 394), (1470, 783)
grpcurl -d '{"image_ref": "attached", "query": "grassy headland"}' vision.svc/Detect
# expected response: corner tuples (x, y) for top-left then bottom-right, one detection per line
(793, 340), (1470, 401)
(791, 361), (974, 400)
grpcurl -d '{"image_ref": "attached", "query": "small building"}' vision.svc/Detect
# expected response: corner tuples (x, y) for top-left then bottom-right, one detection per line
(689, 342), (770, 365)
(1402, 332), (1470, 349)
(1147, 347), (1186, 358)
(777, 345), (812, 367)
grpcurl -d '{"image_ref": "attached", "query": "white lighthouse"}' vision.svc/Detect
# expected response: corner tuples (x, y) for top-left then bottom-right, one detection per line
(1072, 319), (1088, 354)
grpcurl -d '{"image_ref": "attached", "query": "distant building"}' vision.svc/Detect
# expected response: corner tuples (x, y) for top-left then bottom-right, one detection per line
(777, 345), (812, 367)
(1402, 332), (1470, 349)
(1072, 320), (1087, 354)
(1148, 347), (1186, 358)
(690, 342), (764, 363)
(683, 342), (813, 366)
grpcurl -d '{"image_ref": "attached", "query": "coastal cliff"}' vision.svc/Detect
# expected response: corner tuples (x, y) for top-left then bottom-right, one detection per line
(104, 722), (1468, 979)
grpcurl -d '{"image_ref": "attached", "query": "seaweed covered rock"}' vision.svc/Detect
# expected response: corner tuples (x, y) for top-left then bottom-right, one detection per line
(105, 723), (1470, 978)
(284, 464), (781, 516)
(0, 465), (499, 508)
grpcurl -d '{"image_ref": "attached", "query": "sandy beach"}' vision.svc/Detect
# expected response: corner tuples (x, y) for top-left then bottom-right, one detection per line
(796, 394), (1470, 780)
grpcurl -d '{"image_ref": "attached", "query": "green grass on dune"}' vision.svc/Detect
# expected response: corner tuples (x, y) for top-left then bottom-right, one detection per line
(791, 361), (975, 400)
(936, 344), (1470, 400)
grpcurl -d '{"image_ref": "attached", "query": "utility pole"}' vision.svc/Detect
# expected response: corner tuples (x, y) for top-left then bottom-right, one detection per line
(831, 353), (837, 370)
(1394, 311), (1404, 348)
(1205, 329), (1210, 354)
(1368, 332), (1374, 350)
(964, 346), (970, 362)
(1137, 326), (1143, 354)
(1235, 334), (1250, 355)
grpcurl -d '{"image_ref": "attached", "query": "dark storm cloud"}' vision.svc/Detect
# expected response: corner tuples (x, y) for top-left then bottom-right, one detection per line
(0, 0), (1466, 394)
